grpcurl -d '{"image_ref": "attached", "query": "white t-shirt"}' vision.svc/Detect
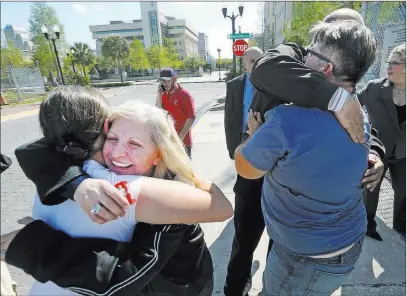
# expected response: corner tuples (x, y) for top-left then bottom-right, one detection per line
(29, 160), (143, 296)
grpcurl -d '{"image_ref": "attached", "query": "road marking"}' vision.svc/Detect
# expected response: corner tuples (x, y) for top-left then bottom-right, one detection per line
(1, 108), (40, 122)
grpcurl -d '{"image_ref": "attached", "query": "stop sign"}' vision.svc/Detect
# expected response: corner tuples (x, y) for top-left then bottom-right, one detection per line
(233, 39), (248, 57)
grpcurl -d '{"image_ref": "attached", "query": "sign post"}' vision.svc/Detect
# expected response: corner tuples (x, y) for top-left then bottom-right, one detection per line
(233, 39), (249, 57)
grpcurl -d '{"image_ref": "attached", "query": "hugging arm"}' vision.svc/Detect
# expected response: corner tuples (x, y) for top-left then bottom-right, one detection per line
(250, 43), (340, 110)
(15, 138), (89, 205)
(250, 43), (385, 159)
(5, 220), (185, 296)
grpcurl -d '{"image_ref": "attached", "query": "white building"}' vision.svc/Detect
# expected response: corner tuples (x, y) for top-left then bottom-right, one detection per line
(198, 32), (209, 62)
(264, 2), (293, 46)
(89, 2), (198, 59)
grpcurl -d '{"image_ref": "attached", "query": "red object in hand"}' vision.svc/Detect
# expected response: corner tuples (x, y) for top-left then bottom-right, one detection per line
(114, 181), (136, 204)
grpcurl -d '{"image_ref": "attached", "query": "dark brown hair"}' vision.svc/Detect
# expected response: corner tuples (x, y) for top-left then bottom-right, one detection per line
(39, 86), (110, 159)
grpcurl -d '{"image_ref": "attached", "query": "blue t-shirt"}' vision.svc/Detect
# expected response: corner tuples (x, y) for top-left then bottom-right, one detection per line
(241, 105), (370, 256)
(242, 74), (255, 132)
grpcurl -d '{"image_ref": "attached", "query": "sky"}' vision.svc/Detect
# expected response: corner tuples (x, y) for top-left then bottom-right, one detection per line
(1, 1), (264, 58)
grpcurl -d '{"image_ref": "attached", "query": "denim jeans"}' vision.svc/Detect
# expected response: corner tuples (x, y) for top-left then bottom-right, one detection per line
(263, 239), (364, 296)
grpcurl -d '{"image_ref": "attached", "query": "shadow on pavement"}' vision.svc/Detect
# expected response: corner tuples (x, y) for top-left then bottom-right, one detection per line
(339, 218), (406, 296)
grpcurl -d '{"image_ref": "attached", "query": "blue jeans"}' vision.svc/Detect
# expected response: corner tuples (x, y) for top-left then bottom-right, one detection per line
(263, 239), (364, 296)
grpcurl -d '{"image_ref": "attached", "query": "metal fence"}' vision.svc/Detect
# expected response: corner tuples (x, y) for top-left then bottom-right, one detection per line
(358, 1), (406, 90)
(1, 67), (46, 104)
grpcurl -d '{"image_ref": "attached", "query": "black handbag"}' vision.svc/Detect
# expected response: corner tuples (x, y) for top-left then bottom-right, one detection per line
(0, 153), (12, 174)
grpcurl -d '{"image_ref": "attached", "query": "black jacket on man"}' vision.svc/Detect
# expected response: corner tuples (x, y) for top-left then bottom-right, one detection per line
(247, 42), (385, 159)
(6, 220), (213, 296)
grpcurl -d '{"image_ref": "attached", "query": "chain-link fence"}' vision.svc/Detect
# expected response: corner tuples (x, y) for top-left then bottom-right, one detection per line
(358, 1), (406, 90)
(1, 67), (46, 104)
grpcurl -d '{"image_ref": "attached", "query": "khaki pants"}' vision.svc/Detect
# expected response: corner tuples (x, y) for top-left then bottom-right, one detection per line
(1, 262), (17, 296)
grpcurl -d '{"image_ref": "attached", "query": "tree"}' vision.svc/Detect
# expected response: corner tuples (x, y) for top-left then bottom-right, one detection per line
(71, 42), (95, 77)
(147, 45), (170, 70)
(101, 35), (129, 83)
(1, 41), (25, 70)
(284, 2), (363, 45)
(182, 53), (205, 72)
(162, 37), (182, 69)
(28, 2), (67, 79)
(128, 39), (150, 73)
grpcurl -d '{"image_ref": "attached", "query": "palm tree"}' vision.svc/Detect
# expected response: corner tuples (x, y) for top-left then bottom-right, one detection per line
(101, 35), (129, 83)
(71, 42), (95, 78)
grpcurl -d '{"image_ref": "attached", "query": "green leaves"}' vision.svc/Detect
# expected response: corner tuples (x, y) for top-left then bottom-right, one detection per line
(128, 39), (150, 70)
(101, 35), (129, 62)
(28, 2), (67, 77)
(1, 41), (25, 69)
(101, 35), (129, 83)
(71, 42), (95, 77)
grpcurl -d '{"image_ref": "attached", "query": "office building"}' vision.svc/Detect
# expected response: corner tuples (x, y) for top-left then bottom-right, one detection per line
(264, 2), (293, 46)
(198, 32), (209, 61)
(1, 29), (6, 48)
(3, 25), (32, 52)
(89, 2), (198, 58)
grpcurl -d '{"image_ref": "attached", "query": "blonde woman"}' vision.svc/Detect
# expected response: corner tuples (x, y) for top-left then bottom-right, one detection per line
(2, 87), (232, 295)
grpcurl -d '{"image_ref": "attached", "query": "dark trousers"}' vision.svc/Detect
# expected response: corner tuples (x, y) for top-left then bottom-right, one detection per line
(364, 157), (406, 232)
(224, 175), (273, 296)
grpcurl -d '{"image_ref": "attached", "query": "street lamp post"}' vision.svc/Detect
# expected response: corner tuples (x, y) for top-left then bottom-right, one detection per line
(66, 47), (76, 74)
(238, 25), (243, 75)
(41, 25), (65, 85)
(217, 48), (221, 81)
(222, 4), (244, 77)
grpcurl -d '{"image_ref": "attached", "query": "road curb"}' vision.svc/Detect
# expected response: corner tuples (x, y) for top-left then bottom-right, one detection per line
(1, 108), (40, 122)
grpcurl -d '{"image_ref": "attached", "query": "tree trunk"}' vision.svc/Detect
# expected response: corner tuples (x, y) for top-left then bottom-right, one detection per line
(82, 65), (87, 77)
(118, 59), (123, 83)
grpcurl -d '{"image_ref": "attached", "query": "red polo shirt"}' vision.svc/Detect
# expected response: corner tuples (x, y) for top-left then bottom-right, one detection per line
(161, 85), (196, 147)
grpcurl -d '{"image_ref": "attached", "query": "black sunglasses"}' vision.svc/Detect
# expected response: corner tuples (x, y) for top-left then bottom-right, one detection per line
(306, 48), (336, 75)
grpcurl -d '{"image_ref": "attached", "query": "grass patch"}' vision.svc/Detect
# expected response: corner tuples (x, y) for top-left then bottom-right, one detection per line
(3, 91), (47, 106)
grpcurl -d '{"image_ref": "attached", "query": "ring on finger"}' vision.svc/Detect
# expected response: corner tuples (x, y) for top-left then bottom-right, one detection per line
(90, 204), (102, 215)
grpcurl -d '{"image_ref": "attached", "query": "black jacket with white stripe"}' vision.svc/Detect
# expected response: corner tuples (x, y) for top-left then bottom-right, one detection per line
(6, 220), (213, 296)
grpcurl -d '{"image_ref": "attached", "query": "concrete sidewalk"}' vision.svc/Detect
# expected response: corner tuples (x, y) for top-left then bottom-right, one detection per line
(191, 109), (406, 296)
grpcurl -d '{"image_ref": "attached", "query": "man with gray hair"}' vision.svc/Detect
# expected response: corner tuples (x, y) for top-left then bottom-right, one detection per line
(224, 46), (273, 296)
(235, 20), (376, 295)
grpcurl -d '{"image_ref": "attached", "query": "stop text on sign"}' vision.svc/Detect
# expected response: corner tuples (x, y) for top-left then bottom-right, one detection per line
(233, 39), (248, 57)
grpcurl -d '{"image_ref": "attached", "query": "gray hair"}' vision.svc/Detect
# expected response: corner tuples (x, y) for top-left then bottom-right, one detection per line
(323, 8), (365, 25)
(310, 20), (377, 83)
(390, 43), (406, 63)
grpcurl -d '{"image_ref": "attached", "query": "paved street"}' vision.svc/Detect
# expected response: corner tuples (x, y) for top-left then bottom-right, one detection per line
(1, 82), (405, 296)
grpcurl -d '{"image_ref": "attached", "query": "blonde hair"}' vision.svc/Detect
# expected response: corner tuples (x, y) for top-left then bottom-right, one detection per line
(109, 100), (195, 185)
(390, 43), (406, 63)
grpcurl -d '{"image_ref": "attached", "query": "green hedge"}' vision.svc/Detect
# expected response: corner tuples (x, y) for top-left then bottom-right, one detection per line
(92, 82), (132, 88)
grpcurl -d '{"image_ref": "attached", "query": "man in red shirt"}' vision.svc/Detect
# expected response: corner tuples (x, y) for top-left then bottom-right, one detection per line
(156, 68), (196, 157)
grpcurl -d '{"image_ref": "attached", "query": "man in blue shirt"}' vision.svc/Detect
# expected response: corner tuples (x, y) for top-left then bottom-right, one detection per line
(235, 20), (377, 295)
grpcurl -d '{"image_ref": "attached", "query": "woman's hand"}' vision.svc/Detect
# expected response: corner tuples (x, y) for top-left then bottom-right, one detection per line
(247, 110), (263, 136)
(74, 179), (130, 224)
(362, 153), (385, 191)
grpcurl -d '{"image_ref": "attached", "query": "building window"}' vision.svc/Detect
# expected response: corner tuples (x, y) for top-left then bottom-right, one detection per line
(151, 2), (154, 7)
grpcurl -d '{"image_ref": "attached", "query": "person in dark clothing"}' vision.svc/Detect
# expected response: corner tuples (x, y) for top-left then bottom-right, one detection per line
(224, 47), (273, 296)
(2, 219), (213, 296)
(359, 43), (406, 240)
